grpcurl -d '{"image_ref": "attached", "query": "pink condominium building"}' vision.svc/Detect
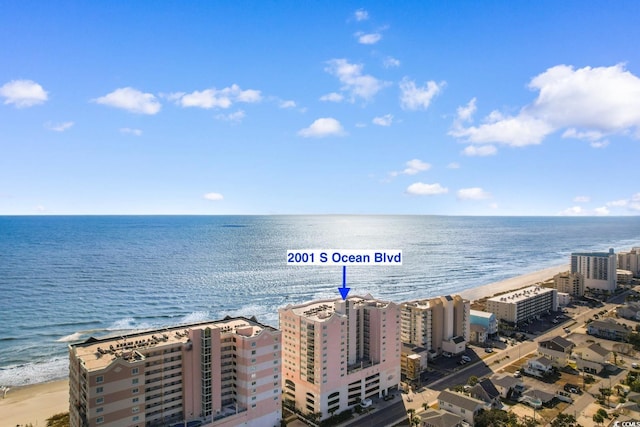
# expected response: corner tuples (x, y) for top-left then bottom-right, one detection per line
(68, 317), (282, 427)
(279, 294), (401, 421)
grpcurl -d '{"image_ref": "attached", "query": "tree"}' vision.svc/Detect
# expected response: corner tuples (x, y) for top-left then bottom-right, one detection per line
(550, 413), (582, 427)
(407, 408), (416, 422)
(596, 408), (609, 419)
(613, 351), (618, 364)
(468, 375), (479, 386)
(422, 402), (429, 412)
(474, 409), (517, 427)
(411, 416), (421, 427)
(592, 413), (604, 425)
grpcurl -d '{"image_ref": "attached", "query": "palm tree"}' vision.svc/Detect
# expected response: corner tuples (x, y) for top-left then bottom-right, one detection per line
(411, 415), (421, 426)
(422, 402), (429, 412)
(407, 408), (416, 422)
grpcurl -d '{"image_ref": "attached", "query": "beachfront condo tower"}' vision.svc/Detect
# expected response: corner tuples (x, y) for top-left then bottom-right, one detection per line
(400, 295), (470, 359)
(486, 286), (558, 325)
(68, 317), (282, 427)
(553, 271), (585, 296)
(570, 249), (617, 293)
(618, 247), (640, 278)
(279, 294), (400, 422)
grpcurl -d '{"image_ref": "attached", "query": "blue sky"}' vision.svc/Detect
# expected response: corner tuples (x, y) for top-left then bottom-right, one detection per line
(2, 1), (640, 215)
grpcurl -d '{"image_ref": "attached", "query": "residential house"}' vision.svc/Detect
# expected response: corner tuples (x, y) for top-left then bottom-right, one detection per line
(438, 390), (487, 426)
(469, 378), (501, 408)
(572, 343), (612, 374)
(523, 389), (555, 407)
(538, 336), (575, 368)
(587, 319), (631, 341)
(524, 356), (554, 378)
(616, 302), (640, 321)
(419, 408), (464, 427)
(491, 375), (524, 399)
(469, 324), (488, 345)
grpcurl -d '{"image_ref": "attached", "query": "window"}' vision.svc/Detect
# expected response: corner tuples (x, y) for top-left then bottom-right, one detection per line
(96, 387), (103, 394)
(96, 376), (104, 384)
(252, 342), (257, 347)
(252, 350), (256, 355)
(96, 417), (104, 424)
(132, 388), (139, 394)
(131, 368), (139, 375)
(96, 407), (103, 413)
(132, 378), (139, 385)
(132, 416), (139, 422)
(132, 406), (139, 413)
(96, 397), (104, 404)
(132, 397), (139, 403)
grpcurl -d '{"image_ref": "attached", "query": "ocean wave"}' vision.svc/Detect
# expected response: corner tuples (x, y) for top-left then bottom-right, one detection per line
(56, 332), (85, 343)
(0, 357), (68, 386)
(107, 317), (152, 331)
(178, 311), (211, 324)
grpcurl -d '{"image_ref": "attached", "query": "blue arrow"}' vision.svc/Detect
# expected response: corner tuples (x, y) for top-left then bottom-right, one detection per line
(338, 266), (350, 300)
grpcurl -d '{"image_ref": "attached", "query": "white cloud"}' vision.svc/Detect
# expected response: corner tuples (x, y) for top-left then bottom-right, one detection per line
(461, 145), (497, 156)
(325, 59), (387, 102)
(447, 162), (461, 169)
(120, 128), (143, 136)
(457, 187), (491, 200)
(94, 87), (161, 114)
(215, 110), (246, 123)
(354, 9), (369, 21)
(573, 196), (590, 203)
(1, 79), (48, 108)
(390, 159), (431, 177)
(594, 206), (610, 216)
(399, 77), (444, 110)
(279, 100), (296, 109)
(558, 206), (585, 216)
(203, 192), (224, 201)
(450, 64), (640, 148)
(456, 98), (477, 123)
(45, 121), (74, 132)
(298, 118), (346, 138)
(171, 84), (261, 109)
(489, 203), (499, 209)
(372, 114), (393, 126)
(356, 32), (382, 45)
(406, 182), (448, 196)
(35, 205), (46, 212)
(320, 92), (344, 103)
(383, 57), (400, 68)
(590, 140), (610, 148)
(606, 199), (628, 207)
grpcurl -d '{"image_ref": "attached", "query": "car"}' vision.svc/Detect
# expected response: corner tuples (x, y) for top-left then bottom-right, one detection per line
(360, 398), (372, 408)
(564, 328), (571, 333)
(552, 320), (559, 324)
(514, 370), (521, 378)
(485, 347), (494, 353)
(442, 352), (452, 358)
(632, 363), (639, 369)
(564, 384), (580, 393)
(461, 355), (471, 362)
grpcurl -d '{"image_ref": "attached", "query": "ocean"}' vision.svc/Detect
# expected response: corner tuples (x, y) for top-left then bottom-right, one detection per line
(1, 215), (640, 386)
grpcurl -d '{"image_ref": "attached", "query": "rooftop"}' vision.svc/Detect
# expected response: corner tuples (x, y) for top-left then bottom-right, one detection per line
(487, 285), (555, 304)
(438, 389), (485, 412)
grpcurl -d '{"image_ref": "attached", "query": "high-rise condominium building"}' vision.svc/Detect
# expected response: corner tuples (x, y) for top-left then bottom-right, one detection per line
(570, 249), (617, 292)
(400, 295), (470, 358)
(553, 271), (585, 296)
(69, 317), (281, 427)
(618, 248), (640, 278)
(279, 294), (400, 421)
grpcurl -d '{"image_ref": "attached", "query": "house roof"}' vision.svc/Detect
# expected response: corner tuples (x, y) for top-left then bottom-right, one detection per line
(492, 375), (522, 389)
(420, 409), (463, 427)
(438, 390), (485, 412)
(540, 336), (574, 352)
(471, 379), (500, 401)
(532, 356), (553, 367)
(589, 320), (629, 333)
(524, 389), (555, 403)
(452, 336), (465, 344)
(587, 343), (611, 357)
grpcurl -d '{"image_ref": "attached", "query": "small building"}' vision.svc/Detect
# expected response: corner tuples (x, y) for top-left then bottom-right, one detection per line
(470, 378), (501, 408)
(525, 356), (554, 377)
(523, 389), (555, 407)
(469, 324), (488, 345)
(572, 343), (612, 374)
(491, 375), (524, 399)
(419, 408), (464, 427)
(470, 310), (498, 336)
(587, 319), (631, 341)
(616, 302), (640, 321)
(557, 292), (572, 306)
(438, 390), (487, 426)
(538, 336), (575, 368)
(401, 343), (429, 383)
(442, 336), (467, 356)
(618, 269), (634, 285)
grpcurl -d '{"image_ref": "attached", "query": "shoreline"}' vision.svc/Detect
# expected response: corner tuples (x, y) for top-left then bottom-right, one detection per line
(0, 264), (570, 423)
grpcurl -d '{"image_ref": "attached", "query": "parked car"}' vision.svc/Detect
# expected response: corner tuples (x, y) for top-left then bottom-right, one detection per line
(360, 398), (372, 408)
(461, 355), (471, 362)
(632, 363), (639, 369)
(514, 370), (521, 378)
(564, 383), (580, 394)
(485, 347), (494, 353)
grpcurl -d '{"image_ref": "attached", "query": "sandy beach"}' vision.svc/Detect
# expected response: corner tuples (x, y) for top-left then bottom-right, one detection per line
(459, 264), (568, 301)
(0, 264), (570, 424)
(0, 379), (69, 426)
